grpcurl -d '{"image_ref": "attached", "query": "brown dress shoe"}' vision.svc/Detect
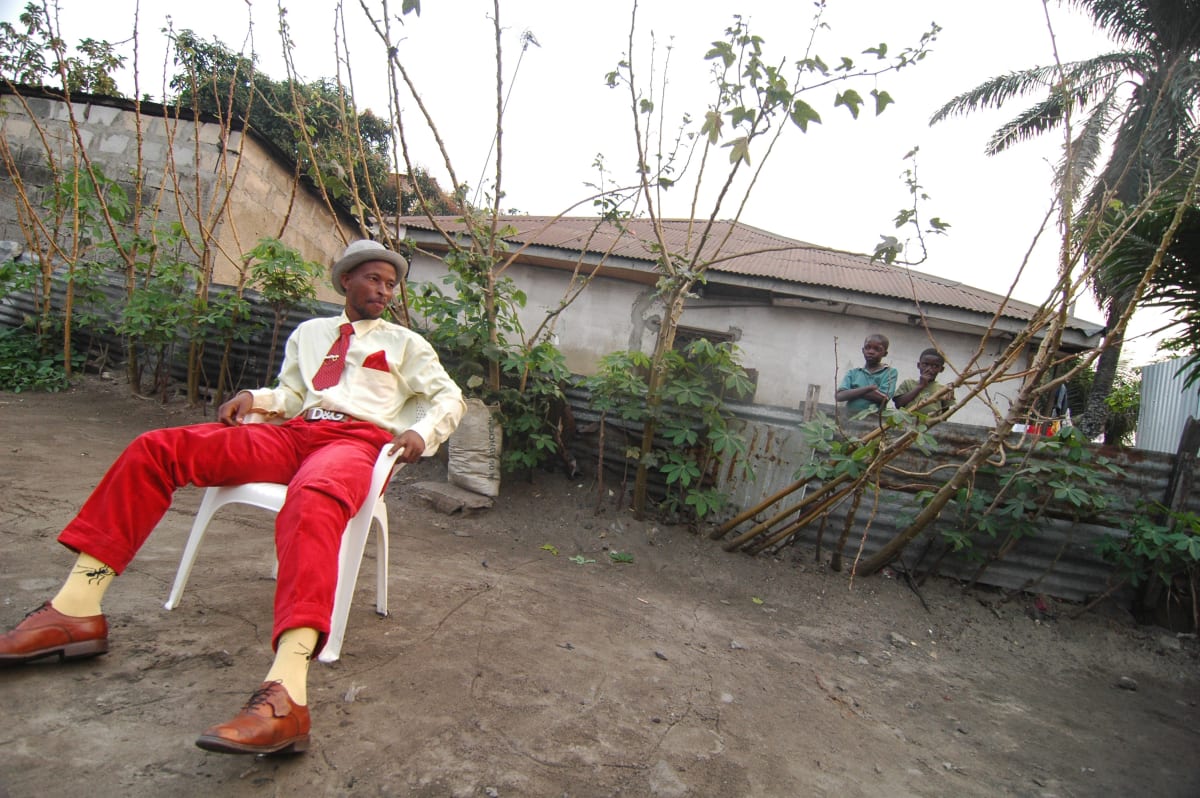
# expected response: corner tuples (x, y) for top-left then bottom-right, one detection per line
(195, 681), (311, 755)
(0, 601), (108, 666)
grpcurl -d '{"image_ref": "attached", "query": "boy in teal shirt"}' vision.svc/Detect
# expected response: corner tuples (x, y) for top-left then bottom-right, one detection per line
(836, 334), (898, 417)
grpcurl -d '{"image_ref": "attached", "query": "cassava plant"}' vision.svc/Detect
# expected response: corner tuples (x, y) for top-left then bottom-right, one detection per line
(585, 338), (754, 523)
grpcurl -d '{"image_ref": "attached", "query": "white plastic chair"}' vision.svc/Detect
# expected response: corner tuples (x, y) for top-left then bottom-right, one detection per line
(164, 444), (404, 663)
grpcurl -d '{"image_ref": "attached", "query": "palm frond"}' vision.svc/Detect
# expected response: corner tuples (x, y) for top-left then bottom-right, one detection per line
(929, 66), (1063, 124)
(1060, 99), (1119, 204)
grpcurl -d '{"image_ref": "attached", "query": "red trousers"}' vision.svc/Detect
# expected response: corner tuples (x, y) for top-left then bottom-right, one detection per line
(57, 418), (393, 652)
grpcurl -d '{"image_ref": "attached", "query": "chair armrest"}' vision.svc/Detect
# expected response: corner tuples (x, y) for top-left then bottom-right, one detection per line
(369, 443), (407, 497)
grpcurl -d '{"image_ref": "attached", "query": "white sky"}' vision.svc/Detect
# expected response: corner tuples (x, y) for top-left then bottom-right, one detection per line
(0, 0), (1174, 364)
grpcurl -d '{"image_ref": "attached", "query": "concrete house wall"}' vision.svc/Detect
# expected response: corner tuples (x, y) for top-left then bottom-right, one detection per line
(406, 250), (1023, 428)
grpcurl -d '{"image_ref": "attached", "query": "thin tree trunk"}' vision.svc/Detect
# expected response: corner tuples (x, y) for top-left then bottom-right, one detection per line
(1078, 302), (1124, 440)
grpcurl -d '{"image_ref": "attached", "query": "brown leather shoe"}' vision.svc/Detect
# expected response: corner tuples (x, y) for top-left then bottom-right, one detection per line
(195, 681), (311, 755)
(0, 601), (108, 666)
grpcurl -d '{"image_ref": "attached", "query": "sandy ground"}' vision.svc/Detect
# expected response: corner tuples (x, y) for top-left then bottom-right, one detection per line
(0, 377), (1198, 798)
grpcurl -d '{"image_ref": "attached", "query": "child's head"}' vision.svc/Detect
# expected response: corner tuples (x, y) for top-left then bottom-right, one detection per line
(917, 347), (946, 378)
(862, 334), (889, 367)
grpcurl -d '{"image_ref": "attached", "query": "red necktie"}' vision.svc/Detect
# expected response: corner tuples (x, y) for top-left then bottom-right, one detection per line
(312, 323), (354, 390)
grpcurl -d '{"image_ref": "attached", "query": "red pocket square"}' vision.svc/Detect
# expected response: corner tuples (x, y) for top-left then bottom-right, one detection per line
(362, 351), (390, 372)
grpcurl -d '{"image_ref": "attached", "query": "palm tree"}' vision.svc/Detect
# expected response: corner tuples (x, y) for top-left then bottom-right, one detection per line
(931, 0), (1200, 439)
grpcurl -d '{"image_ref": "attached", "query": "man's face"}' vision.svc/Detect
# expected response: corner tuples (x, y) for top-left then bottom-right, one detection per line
(862, 338), (888, 367)
(341, 260), (398, 321)
(917, 355), (945, 381)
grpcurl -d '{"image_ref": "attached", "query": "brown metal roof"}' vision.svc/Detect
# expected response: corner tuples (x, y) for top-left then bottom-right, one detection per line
(395, 215), (1088, 327)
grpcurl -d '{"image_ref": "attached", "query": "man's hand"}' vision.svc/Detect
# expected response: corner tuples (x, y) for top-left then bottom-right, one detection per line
(388, 430), (426, 463)
(217, 392), (254, 426)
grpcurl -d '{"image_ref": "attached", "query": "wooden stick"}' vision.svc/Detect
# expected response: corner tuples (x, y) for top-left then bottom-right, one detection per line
(710, 475), (812, 540)
(743, 482), (858, 555)
(722, 475), (849, 551)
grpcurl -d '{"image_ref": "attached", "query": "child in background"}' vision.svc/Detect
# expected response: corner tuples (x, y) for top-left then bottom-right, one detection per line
(836, 334), (898, 417)
(894, 347), (953, 414)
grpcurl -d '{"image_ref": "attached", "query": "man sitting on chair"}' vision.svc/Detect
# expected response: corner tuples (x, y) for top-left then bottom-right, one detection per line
(0, 240), (465, 756)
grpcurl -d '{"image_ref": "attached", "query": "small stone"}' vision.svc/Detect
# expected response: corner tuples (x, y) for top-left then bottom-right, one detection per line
(654, 650), (668, 661)
(484, 788), (500, 798)
(888, 632), (909, 647)
(1117, 676), (1138, 691)
(730, 640), (746, 650)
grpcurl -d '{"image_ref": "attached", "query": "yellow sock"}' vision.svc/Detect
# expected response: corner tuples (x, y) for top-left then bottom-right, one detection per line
(51, 553), (116, 617)
(264, 627), (319, 705)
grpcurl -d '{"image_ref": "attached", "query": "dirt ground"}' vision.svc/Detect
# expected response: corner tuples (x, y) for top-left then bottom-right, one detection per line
(0, 377), (1198, 798)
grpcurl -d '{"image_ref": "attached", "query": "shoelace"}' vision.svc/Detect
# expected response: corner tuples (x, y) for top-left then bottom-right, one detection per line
(241, 681), (283, 712)
(24, 603), (53, 620)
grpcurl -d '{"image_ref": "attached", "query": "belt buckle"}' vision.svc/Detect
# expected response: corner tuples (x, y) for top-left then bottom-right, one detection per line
(306, 407), (347, 422)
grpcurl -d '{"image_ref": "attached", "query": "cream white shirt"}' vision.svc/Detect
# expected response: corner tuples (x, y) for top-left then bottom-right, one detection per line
(246, 313), (466, 455)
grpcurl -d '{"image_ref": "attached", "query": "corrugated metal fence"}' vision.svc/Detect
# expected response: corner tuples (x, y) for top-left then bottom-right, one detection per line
(703, 407), (1194, 602)
(1137, 357), (1200, 454)
(0, 266), (336, 397)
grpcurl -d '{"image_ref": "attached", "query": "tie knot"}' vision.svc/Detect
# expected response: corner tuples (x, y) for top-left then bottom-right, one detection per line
(340, 323), (354, 336)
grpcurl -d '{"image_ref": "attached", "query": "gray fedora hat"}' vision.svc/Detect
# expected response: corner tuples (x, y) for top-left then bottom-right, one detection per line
(330, 239), (409, 295)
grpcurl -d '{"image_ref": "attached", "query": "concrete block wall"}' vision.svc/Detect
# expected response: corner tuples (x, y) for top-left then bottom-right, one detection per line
(0, 90), (355, 298)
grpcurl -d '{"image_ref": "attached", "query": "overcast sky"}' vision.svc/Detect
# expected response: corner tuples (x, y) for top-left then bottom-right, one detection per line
(1, 0), (1173, 364)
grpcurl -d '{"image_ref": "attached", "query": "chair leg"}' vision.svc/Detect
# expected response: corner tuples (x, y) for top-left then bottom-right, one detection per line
(374, 502), (389, 617)
(319, 516), (372, 664)
(164, 488), (225, 610)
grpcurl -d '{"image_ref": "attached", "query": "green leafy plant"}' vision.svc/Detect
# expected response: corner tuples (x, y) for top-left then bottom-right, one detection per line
(585, 339), (754, 523)
(1098, 504), (1200, 631)
(1099, 508), (1200, 589)
(914, 426), (1124, 583)
(411, 229), (572, 477)
(245, 238), (324, 383)
(0, 325), (81, 392)
(608, 550), (635, 564)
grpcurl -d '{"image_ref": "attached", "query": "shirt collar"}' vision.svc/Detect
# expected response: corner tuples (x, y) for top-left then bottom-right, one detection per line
(339, 313), (387, 335)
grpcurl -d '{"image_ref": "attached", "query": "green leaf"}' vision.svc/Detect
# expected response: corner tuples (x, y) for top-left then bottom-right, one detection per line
(609, 550), (635, 564)
(569, 555), (596, 565)
(701, 110), (724, 144)
(723, 136), (751, 165)
(705, 41), (735, 68)
(751, 597), (764, 605)
(789, 99), (821, 132)
(834, 90), (864, 119)
(728, 106), (756, 127)
(540, 544), (559, 556)
(871, 89), (894, 115)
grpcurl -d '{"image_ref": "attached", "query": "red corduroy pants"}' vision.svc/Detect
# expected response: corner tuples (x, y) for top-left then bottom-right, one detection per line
(57, 418), (394, 652)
